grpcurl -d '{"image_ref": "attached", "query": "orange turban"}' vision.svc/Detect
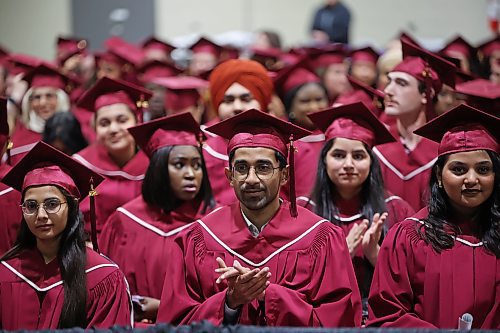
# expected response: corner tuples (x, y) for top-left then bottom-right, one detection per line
(209, 59), (273, 112)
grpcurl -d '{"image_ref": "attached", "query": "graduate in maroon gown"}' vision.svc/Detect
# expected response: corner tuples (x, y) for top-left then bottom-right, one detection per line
(372, 39), (457, 211)
(73, 77), (152, 235)
(301, 102), (414, 322)
(99, 112), (216, 323)
(0, 142), (132, 330)
(368, 104), (500, 329)
(10, 64), (76, 164)
(157, 109), (362, 327)
(274, 60), (329, 200)
(203, 59), (274, 205)
(0, 97), (22, 254)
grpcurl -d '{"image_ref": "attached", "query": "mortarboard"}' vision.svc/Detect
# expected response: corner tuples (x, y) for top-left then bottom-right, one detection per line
(206, 108), (311, 217)
(350, 46), (380, 65)
(128, 112), (202, 158)
(274, 60), (321, 97)
(477, 36), (500, 59)
(2, 141), (104, 251)
(56, 36), (87, 65)
(7, 53), (43, 76)
(455, 79), (500, 115)
(77, 77), (152, 120)
(153, 76), (208, 112)
(141, 36), (175, 54)
(138, 60), (182, 83)
(439, 35), (475, 58)
(190, 36), (222, 58)
(23, 63), (79, 93)
(414, 104), (499, 156)
(0, 97), (9, 150)
(308, 101), (396, 148)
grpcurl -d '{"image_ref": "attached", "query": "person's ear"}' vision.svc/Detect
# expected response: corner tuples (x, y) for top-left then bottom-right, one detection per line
(280, 166), (289, 186)
(224, 167), (234, 187)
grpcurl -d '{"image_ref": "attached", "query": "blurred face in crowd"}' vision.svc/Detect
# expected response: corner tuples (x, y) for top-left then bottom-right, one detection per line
(218, 82), (261, 120)
(189, 52), (217, 77)
(435, 84), (460, 116)
(168, 145), (204, 202)
(95, 103), (137, 156)
(145, 82), (166, 120)
(438, 150), (495, 217)
(323, 62), (350, 100)
(384, 71), (425, 117)
(97, 60), (122, 80)
(289, 82), (328, 131)
(351, 61), (378, 87)
(30, 87), (59, 120)
(325, 138), (371, 198)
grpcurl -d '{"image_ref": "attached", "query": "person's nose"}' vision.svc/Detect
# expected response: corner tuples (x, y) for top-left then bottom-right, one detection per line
(245, 166), (260, 184)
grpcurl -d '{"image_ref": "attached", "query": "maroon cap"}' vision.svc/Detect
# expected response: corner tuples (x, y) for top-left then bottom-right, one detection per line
(104, 36), (144, 66)
(138, 60), (182, 83)
(308, 45), (347, 70)
(0, 44), (9, 58)
(77, 77), (152, 119)
(153, 76), (208, 112)
(141, 36), (175, 54)
(2, 141), (104, 199)
(398, 31), (422, 48)
(251, 47), (282, 60)
(0, 97), (8, 150)
(56, 36), (87, 65)
(336, 76), (385, 116)
(439, 36), (474, 58)
(308, 101), (396, 148)
(220, 45), (240, 61)
(23, 63), (79, 92)
(190, 36), (222, 58)
(477, 36), (500, 58)
(274, 60), (321, 97)
(414, 104), (499, 156)
(128, 112), (202, 158)
(206, 108), (311, 217)
(350, 46), (379, 65)
(279, 48), (305, 66)
(8, 53), (43, 75)
(455, 79), (500, 114)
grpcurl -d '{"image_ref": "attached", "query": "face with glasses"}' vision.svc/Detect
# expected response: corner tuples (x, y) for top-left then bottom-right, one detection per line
(225, 147), (288, 211)
(22, 185), (69, 242)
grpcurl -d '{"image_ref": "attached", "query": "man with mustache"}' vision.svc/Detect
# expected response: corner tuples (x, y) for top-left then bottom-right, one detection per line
(157, 109), (361, 327)
(372, 40), (457, 210)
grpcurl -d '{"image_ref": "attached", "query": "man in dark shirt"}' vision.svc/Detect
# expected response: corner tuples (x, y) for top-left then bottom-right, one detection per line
(311, 0), (351, 44)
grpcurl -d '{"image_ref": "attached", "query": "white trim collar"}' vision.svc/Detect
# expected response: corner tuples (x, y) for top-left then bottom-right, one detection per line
(373, 147), (437, 180)
(72, 154), (145, 180)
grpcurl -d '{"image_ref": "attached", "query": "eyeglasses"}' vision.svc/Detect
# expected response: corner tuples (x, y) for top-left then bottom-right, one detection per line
(21, 198), (67, 215)
(231, 163), (281, 181)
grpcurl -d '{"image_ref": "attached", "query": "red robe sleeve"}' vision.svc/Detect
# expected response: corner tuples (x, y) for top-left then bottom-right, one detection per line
(263, 224), (361, 327)
(367, 222), (437, 328)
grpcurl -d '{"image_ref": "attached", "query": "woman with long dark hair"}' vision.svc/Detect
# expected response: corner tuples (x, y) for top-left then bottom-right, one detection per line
(73, 77), (152, 235)
(0, 142), (131, 330)
(99, 112), (216, 323)
(367, 104), (500, 329)
(305, 102), (414, 320)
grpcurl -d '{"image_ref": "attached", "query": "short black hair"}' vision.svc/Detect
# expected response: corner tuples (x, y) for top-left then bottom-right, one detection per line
(228, 149), (287, 169)
(43, 112), (88, 155)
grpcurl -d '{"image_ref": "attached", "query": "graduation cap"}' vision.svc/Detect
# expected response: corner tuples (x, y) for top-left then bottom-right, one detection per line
(308, 45), (347, 70)
(414, 104), (499, 156)
(350, 46), (379, 65)
(336, 76), (385, 116)
(153, 76), (208, 112)
(138, 60), (182, 83)
(220, 45), (240, 61)
(102, 36), (144, 67)
(439, 36), (475, 59)
(56, 36), (87, 66)
(141, 36), (175, 55)
(274, 60), (321, 97)
(128, 112), (202, 158)
(2, 141), (105, 251)
(308, 101), (396, 148)
(455, 79), (500, 115)
(23, 63), (79, 92)
(7, 53), (43, 75)
(398, 31), (422, 48)
(477, 36), (500, 59)
(190, 36), (222, 58)
(394, 39), (457, 120)
(0, 97), (9, 150)
(76, 76), (152, 120)
(206, 108), (311, 217)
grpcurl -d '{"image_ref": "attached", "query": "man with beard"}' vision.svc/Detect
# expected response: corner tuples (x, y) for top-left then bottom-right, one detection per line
(157, 109), (361, 327)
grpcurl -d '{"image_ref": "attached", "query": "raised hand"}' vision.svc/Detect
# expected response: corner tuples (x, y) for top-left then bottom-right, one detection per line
(346, 220), (369, 258)
(362, 212), (388, 266)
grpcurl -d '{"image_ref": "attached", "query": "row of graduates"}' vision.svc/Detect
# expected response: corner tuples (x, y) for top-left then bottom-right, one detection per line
(0, 34), (498, 329)
(0, 97), (498, 329)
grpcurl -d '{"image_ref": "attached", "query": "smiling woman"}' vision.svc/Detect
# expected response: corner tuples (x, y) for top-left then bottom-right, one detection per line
(367, 104), (500, 329)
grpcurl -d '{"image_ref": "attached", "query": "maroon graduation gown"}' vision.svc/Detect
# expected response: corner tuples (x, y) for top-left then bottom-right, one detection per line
(298, 193), (414, 300)
(0, 165), (22, 255)
(201, 123), (237, 205)
(0, 247), (132, 330)
(157, 201), (362, 327)
(280, 131), (325, 201)
(372, 126), (438, 211)
(73, 143), (148, 235)
(9, 123), (41, 165)
(99, 196), (214, 299)
(367, 209), (500, 329)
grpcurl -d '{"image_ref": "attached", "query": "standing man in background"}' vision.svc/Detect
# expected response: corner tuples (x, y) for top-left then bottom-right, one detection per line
(310, 0), (351, 45)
